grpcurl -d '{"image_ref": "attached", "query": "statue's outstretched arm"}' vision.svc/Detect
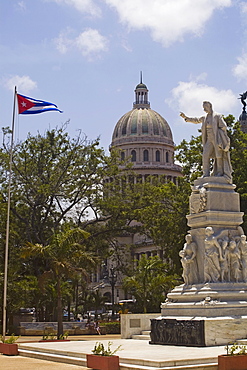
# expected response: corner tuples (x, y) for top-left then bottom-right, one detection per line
(180, 112), (203, 124)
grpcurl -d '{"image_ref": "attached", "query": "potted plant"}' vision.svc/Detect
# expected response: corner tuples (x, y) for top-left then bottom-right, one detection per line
(86, 342), (121, 370)
(39, 330), (70, 342)
(0, 334), (19, 356)
(218, 342), (247, 370)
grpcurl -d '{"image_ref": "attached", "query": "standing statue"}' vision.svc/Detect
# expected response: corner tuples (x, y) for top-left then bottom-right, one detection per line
(228, 240), (241, 282)
(179, 234), (198, 285)
(219, 238), (229, 282)
(238, 234), (247, 282)
(204, 227), (223, 283)
(239, 92), (247, 110)
(180, 101), (232, 183)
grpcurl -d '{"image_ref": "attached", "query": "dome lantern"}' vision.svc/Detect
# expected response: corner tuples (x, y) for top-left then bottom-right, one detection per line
(133, 72), (150, 109)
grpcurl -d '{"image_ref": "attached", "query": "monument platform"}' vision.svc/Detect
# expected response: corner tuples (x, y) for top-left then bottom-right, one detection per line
(17, 338), (223, 370)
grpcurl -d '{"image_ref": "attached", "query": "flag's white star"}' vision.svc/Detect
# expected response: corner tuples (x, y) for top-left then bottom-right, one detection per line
(21, 101), (27, 107)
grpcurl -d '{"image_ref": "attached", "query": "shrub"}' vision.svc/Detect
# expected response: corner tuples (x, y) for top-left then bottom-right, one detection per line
(100, 322), (120, 334)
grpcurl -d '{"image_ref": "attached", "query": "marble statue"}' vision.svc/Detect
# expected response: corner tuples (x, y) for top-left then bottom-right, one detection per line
(180, 101), (232, 183)
(219, 237), (229, 282)
(228, 240), (241, 282)
(179, 234), (198, 285)
(238, 234), (247, 282)
(204, 227), (223, 283)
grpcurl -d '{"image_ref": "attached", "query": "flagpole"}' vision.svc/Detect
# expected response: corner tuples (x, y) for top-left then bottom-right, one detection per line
(2, 86), (17, 340)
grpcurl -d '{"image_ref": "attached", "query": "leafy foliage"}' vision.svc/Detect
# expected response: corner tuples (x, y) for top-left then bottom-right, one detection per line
(21, 227), (96, 337)
(92, 341), (121, 356)
(123, 255), (178, 313)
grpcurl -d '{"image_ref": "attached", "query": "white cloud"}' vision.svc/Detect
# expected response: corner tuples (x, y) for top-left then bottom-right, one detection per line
(3, 75), (37, 94)
(166, 80), (237, 116)
(104, 0), (232, 47)
(75, 29), (108, 56)
(17, 1), (26, 11)
(54, 28), (73, 54)
(51, 0), (101, 17)
(240, 1), (247, 14)
(54, 28), (108, 59)
(233, 53), (247, 82)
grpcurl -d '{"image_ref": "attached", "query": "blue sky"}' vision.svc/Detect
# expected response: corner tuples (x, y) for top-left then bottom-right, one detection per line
(1, 0), (247, 152)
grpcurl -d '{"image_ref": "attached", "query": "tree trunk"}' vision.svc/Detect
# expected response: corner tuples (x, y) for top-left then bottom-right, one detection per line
(57, 278), (64, 339)
(68, 297), (71, 322)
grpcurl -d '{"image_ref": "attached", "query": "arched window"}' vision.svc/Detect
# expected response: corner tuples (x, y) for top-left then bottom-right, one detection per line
(131, 150), (136, 162)
(156, 150), (160, 162)
(121, 151), (125, 161)
(166, 151), (169, 163)
(143, 150), (149, 162)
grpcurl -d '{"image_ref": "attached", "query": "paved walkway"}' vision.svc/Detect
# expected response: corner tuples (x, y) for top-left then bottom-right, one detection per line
(0, 355), (88, 370)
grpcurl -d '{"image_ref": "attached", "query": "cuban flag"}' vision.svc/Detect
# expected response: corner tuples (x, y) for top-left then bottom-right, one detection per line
(17, 93), (63, 115)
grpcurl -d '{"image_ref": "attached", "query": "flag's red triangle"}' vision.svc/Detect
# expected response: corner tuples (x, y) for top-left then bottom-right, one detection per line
(17, 94), (35, 114)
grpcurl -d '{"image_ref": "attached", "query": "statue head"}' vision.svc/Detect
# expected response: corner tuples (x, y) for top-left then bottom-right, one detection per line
(229, 240), (236, 249)
(205, 226), (214, 236)
(203, 101), (213, 114)
(241, 234), (246, 242)
(185, 234), (192, 243)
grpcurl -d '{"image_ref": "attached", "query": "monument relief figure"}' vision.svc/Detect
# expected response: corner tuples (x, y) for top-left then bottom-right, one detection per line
(179, 234), (198, 285)
(204, 227), (223, 283)
(219, 238), (229, 282)
(180, 101), (232, 183)
(238, 234), (247, 282)
(228, 240), (241, 282)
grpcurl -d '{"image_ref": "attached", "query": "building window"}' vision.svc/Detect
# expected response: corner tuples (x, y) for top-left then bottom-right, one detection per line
(121, 151), (125, 161)
(166, 151), (169, 163)
(131, 150), (136, 162)
(156, 150), (160, 162)
(143, 150), (149, 161)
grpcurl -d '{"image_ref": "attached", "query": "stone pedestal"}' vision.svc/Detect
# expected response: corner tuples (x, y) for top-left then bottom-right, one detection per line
(150, 176), (247, 346)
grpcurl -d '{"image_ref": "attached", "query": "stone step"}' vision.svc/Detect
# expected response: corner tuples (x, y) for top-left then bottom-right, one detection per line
(19, 349), (218, 370)
(19, 348), (218, 370)
(142, 331), (151, 335)
(131, 334), (150, 340)
(121, 363), (218, 370)
(18, 348), (87, 366)
(132, 330), (150, 340)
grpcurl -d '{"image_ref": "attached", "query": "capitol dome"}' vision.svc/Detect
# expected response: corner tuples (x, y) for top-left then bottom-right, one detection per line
(110, 77), (181, 183)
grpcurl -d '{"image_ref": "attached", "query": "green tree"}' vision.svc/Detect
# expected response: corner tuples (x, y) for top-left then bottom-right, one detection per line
(132, 179), (190, 272)
(89, 290), (108, 319)
(0, 124), (113, 247)
(123, 255), (178, 313)
(21, 227), (96, 338)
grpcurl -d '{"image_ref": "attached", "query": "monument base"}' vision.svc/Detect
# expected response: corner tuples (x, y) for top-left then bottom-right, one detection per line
(150, 315), (247, 346)
(161, 282), (247, 317)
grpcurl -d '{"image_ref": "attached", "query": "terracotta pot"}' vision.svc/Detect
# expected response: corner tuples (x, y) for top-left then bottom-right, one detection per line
(218, 354), (247, 370)
(0, 343), (18, 356)
(86, 354), (119, 370)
